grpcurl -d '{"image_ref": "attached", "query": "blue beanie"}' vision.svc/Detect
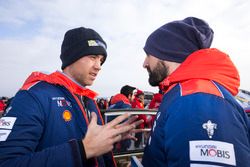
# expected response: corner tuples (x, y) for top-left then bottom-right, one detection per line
(144, 17), (214, 63)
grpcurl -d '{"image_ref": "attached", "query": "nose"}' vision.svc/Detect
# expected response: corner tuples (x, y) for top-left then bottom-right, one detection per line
(97, 62), (101, 70)
(94, 59), (102, 71)
(143, 57), (148, 68)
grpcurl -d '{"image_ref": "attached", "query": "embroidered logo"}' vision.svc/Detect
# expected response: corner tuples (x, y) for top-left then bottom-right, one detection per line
(52, 97), (72, 107)
(62, 110), (72, 122)
(87, 40), (106, 49)
(202, 120), (217, 139)
(57, 99), (72, 107)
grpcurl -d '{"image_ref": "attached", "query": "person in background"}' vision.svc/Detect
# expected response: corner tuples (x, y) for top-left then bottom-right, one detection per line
(0, 98), (6, 117)
(0, 97), (9, 117)
(108, 85), (137, 152)
(142, 17), (250, 166)
(109, 85), (136, 109)
(131, 89), (149, 148)
(0, 27), (142, 167)
(147, 90), (163, 128)
(131, 89), (145, 109)
(148, 90), (163, 110)
(97, 98), (107, 110)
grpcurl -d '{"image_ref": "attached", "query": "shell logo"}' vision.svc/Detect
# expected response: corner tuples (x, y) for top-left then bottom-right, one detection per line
(63, 110), (72, 122)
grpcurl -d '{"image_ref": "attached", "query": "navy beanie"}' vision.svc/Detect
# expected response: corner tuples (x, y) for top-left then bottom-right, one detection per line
(60, 27), (107, 70)
(144, 17), (214, 63)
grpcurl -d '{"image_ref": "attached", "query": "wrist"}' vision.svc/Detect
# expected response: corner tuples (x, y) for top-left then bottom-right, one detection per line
(82, 138), (95, 159)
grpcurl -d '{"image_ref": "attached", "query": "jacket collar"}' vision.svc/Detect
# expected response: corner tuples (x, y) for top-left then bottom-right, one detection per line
(159, 48), (240, 96)
(21, 71), (98, 99)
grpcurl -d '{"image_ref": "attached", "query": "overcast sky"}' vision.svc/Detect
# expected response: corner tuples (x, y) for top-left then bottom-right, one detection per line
(1, 0), (250, 98)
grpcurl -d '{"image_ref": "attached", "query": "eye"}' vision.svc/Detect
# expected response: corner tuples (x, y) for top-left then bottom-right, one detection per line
(90, 55), (96, 59)
(88, 55), (99, 62)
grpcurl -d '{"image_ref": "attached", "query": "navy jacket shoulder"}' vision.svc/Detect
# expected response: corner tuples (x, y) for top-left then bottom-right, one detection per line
(142, 81), (250, 167)
(0, 80), (115, 167)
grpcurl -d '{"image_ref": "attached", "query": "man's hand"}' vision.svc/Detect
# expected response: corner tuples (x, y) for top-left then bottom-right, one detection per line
(82, 112), (143, 159)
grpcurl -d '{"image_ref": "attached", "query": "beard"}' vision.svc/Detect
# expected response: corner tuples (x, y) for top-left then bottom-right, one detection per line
(147, 60), (169, 86)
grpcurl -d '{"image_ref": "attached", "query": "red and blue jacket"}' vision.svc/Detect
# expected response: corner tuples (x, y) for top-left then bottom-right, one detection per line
(107, 94), (131, 123)
(109, 94), (132, 109)
(0, 71), (116, 167)
(108, 94), (132, 152)
(142, 48), (250, 167)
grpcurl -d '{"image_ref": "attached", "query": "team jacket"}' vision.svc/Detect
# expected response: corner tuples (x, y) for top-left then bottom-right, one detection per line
(108, 94), (132, 152)
(0, 71), (116, 167)
(142, 48), (250, 167)
(107, 94), (131, 122)
(109, 94), (132, 109)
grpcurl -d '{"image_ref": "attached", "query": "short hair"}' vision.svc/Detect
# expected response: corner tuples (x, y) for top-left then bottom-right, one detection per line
(120, 85), (136, 98)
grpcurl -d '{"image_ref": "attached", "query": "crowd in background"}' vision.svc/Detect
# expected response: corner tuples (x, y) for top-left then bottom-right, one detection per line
(96, 87), (162, 111)
(0, 96), (12, 117)
(96, 85), (163, 152)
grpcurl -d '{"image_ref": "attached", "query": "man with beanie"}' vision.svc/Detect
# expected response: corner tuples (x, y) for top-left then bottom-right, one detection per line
(0, 27), (142, 167)
(141, 17), (250, 167)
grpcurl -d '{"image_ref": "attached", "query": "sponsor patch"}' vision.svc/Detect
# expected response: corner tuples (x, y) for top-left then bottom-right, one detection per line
(0, 129), (11, 141)
(57, 99), (72, 107)
(0, 117), (16, 129)
(190, 140), (236, 166)
(63, 110), (72, 122)
(52, 97), (72, 107)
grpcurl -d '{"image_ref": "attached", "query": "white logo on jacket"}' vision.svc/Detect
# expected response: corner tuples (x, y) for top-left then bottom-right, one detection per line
(202, 120), (217, 139)
(52, 97), (72, 107)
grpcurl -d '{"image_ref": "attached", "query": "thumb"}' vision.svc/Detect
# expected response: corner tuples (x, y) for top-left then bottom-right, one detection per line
(89, 112), (97, 126)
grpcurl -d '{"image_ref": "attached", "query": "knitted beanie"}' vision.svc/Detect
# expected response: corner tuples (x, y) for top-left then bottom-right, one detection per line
(144, 17), (214, 63)
(60, 27), (107, 69)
